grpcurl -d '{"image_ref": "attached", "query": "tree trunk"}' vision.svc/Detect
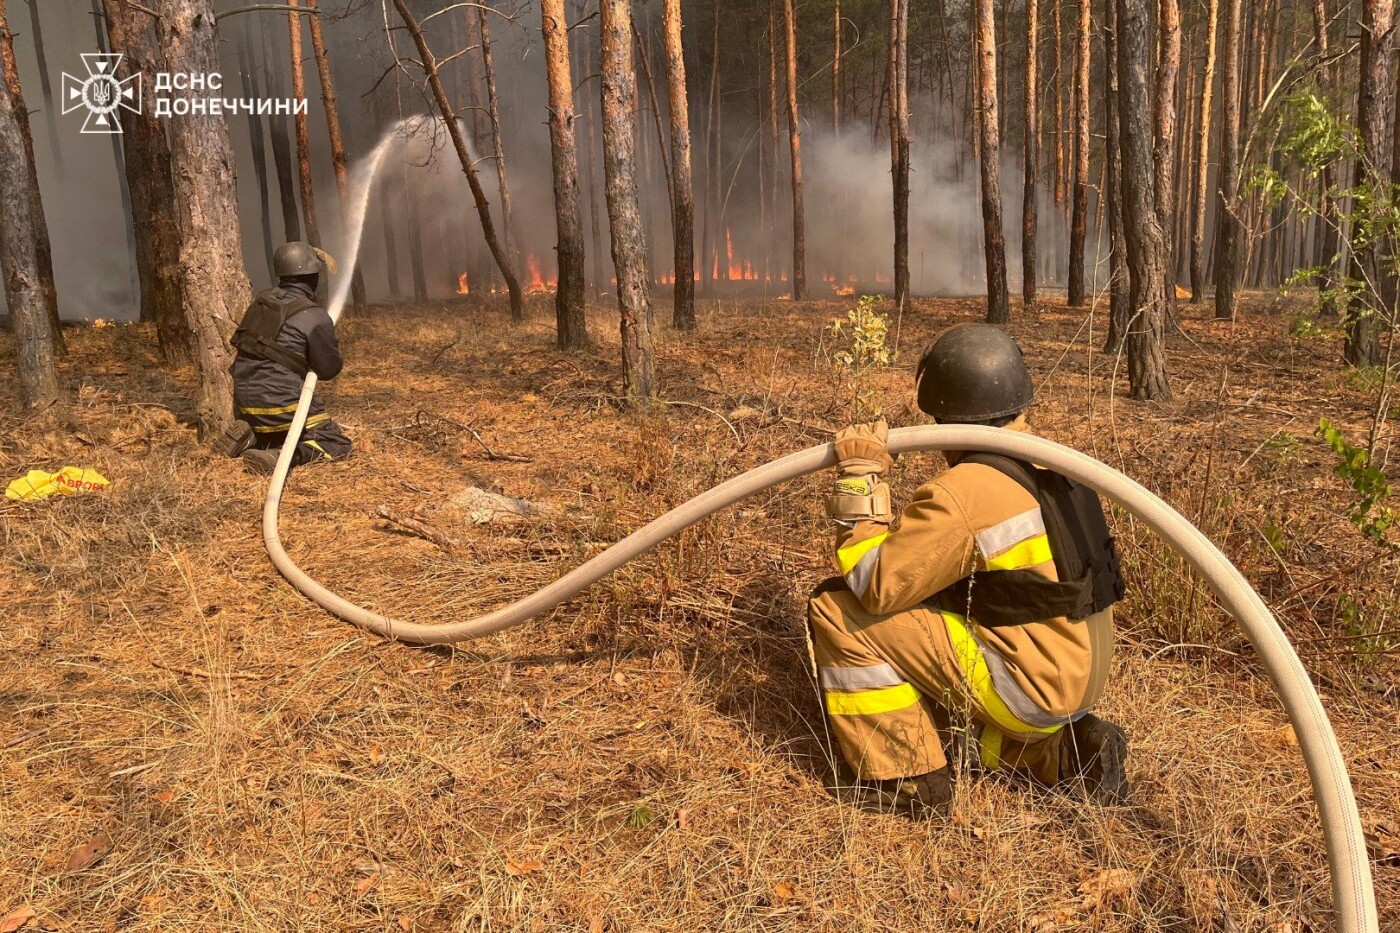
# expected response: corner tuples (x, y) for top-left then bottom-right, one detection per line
(833, 0), (842, 134)
(25, 0), (61, 174)
(392, 0), (522, 318)
(156, 0), (251, 440)
(368, 86), (400, 298)
(0, 3), (62, 355)
(1312, 0), (1339, 314)
(0, 0), (58, 407)
(90, 0), (141, 311)
(598, 0), (656, 402)
(1022, 0), (1039, 308)
(478, 2), (518, 309)
(1066, 0), (1090, 306)
(261, 13), (300, 244)
(663, 0), (696, 330)
(1190, 0), (1220, 303)
(1345, 0), (1394, 367)
(782, 0), (806, 298)
(974, 0), (1009, 323)
(306, 0), (366, 313)
(540, 0), (588, 347)
(700, 3), (717, 293)
(768, 0), (780, 282)
(1052, 0), (1065, 208)
(1214, 0), (1243, 320)
(236, 15), (275, 281)
(1154, 0), (1180, 317)
(1115, 0), (1172, 400)
(889, 0), (910, 313)
(633, 22), (673, 201)
(1103, 0), (1129, 349)
(579, 12), (607, 295)
(287, 1), (319, 247)
(394, 74), (427, 302)
(102, 0), (183, 360)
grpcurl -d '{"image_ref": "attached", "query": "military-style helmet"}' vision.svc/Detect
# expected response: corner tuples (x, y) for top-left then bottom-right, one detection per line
(273, 242), (324, 278)
(915, 323), (1034, 422)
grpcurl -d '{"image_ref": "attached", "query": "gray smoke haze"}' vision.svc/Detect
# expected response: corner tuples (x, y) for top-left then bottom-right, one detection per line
(4, 1), (1100, 321)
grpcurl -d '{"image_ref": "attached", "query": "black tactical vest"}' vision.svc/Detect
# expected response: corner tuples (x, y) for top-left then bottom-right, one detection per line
(939, 453), (1126, 626)
(231, 292), (317, 376)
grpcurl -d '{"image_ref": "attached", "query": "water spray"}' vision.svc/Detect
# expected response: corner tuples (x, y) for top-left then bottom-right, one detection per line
(259, 128), (1379, 932)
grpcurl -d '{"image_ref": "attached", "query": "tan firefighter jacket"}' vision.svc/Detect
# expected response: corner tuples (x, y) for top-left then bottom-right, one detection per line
(832, 419), (1109, 723)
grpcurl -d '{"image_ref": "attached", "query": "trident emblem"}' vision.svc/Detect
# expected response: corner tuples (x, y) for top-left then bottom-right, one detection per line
(61, 53), (141, 134)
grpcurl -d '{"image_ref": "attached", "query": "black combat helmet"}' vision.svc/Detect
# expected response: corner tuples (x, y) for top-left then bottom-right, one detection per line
(273, 242), (324, 279)
(915, 323), (1034, 422)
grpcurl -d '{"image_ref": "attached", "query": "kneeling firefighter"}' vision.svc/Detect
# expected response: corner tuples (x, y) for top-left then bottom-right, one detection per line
(217, 242), (353, 474)
(809, 323), (1128, 818)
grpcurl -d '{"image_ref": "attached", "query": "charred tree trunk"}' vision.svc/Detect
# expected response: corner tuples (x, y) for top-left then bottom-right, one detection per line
(782, 0), (806, 298)
(287, 1), (319, 247)
(1345, 0), (1394, 367)
(0, 3), (62, 355)
(540, 0), (588, 347)
(1104, 0), (1128, 349)
(392, 0), (522, 318)
(370, 86), (400, 298)
(236, 15), (275, 280)
(1190, 0), (1219, 303)
(1116, 0), (1172, 400)
(261, 14), (300, 244)
(1154, 0), (1180, 316)
(663, 0), (696, 330)
(889, 0), (910, 313)
(1022, 0), (1039, 308)
(103, 0), (183, 360)
(1066, 0), (1090, 306)
(0, 0), (58, 407)
(1213, 0), (1243, 321)
(598, 0), (656, 402)
(478, 2), (518, 296)
(833, 0), (842, 134)
(156, 0), (252, 440)
(306, 0), (366, 313)
(633, 23), (672, 200)
(974, 0), (1009, 323)
(394, 74), (428, 302)
(25, 0), (61, 174)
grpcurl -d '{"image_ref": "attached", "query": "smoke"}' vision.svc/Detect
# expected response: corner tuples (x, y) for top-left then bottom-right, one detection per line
(1, 1), (1097, 322)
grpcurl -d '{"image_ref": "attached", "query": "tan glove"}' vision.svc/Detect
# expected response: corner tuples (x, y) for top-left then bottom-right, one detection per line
(828, 419), (894, 523)
(834, 419), (894, 476)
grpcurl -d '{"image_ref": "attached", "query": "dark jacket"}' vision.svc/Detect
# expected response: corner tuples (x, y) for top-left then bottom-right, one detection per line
(232, 281), (343, 423)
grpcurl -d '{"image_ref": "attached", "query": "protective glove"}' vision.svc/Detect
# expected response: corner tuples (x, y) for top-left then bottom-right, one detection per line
(828, 419), (894, 523)
(834, 419), (895, 476)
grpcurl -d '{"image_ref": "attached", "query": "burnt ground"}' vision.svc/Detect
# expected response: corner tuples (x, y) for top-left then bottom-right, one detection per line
(1, 292), (1397, 931)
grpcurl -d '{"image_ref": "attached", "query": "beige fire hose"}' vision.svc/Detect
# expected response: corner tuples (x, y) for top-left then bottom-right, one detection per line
(257, 139), (1377, 931)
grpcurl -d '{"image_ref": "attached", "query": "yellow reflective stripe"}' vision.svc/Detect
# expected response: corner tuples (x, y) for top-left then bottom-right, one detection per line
(979, 726), (1004, 770)
(252, 424), (288, 433)
(304, 439), (330, 460)
(836, 531), (889, 575)
(941, 611), (1060, 736)
(984, 533), (1052, 571)
(824, 681), (921, 716)
(304, 412), (330, 428)
(238, 403), (300, 416)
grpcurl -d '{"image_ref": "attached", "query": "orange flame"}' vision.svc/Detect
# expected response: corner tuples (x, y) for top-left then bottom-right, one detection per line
(457, 272), (470, 295)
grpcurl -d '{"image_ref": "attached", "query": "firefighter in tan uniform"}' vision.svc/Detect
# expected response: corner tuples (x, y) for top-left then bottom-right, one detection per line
(809, 323), (1127, 818)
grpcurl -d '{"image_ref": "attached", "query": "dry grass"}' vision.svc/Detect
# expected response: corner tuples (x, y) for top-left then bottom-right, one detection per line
(1, 293), (1397, 931)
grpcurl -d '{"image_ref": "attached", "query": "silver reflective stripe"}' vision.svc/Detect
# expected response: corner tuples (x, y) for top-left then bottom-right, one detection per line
(819, 663), (906, 692)
(975, 632), (1087, 729)
(843, 545), (882, 597)
(975, 508), (1046, 560)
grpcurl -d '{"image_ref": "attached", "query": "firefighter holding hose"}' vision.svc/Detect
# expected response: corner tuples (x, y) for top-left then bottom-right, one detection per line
(216, 242), (353, 474)
(810, 323), (1129, 818)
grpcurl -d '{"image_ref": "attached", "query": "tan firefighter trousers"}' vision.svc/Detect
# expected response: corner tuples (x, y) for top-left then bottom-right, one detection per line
(807, 579), (1113, 784)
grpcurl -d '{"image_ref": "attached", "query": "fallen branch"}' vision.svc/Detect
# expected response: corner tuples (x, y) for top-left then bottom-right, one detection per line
(377, 505), (463, 551)
(416, 410), (532, 462)
(150, 660), (267, 681)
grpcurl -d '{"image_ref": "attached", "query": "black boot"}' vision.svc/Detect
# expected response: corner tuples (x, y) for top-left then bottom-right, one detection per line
(1059, 714), (1129, 804)
(214, 420), (254, 458)
(831, 765), (954, 820)
(241, 448), (280, 475)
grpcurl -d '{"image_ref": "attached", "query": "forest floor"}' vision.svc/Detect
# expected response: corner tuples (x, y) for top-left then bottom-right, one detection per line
(1, 292), (1398, 932)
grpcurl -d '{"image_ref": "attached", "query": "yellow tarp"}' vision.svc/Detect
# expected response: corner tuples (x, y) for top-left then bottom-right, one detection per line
(5, 467), (111, 501)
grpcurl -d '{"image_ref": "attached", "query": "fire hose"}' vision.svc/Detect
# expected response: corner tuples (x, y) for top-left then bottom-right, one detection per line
(257, 138), (1379, 931)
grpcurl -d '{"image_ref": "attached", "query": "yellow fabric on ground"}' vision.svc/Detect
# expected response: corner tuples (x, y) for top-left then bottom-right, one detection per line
(6, 467), (111, 501)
